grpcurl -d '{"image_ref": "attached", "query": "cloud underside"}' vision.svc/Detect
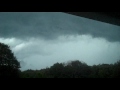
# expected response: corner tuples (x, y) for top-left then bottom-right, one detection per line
(1, 34), (120, 71)
(0, 12), (120, 42)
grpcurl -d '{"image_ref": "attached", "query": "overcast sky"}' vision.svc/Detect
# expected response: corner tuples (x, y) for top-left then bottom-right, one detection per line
(0, 12), (120, 71)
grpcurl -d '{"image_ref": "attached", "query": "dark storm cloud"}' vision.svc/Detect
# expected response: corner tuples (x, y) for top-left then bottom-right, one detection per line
(0, 12), (120, 42)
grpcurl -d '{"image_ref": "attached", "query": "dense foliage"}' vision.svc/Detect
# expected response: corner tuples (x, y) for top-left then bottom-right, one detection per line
(0, 43), (21, 78)
(21, 60), (120, 78)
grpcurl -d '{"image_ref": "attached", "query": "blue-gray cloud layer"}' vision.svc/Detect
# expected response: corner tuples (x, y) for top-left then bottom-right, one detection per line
(0, 12), (120, 42)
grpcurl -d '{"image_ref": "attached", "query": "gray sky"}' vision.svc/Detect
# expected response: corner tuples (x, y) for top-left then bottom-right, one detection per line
(0, 12), (120, 71)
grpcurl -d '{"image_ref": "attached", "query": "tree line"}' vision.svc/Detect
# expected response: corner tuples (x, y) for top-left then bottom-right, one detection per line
(21, 60), (120, 78)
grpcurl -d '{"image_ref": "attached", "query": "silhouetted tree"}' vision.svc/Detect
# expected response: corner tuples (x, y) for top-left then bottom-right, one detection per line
(50, 63), (64, 78)
(65, 60), (91, 78)
(113, 60), (120, 78)
(98, 64), (113, 78)
(0, 42), (20, 78)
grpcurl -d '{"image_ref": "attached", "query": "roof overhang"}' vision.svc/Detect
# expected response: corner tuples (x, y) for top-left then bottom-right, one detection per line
(64, 12), (120, 26)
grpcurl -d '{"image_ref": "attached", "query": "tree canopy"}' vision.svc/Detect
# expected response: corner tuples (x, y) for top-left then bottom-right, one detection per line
(0, 42), (20, 78)
(21, 60), (120, 78)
